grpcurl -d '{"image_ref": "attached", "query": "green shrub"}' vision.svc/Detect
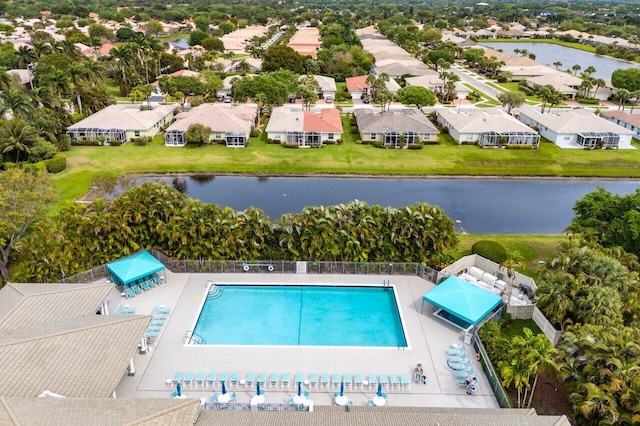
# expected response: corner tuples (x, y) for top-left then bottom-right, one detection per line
(27, 162), (48, 173)
(505, 144), (535, 149)
(190, 96), (205, 107)
(282, 142), (299, 148)
(577, 97), (600, 105)
(336, 138), (343, 144)
(250, 129), (259, 137)
(71, 139), (100, 146)
(132, 136), (152, 146)
(440, 126), (449, 133)
(109, 140), (123, 146)
(57, 135), (71, 152)
(266, 138), (281, 144)
(355, 140), (363, 144)
(373, 141), (383, 148)
(407, 144), (423, 149)
(471, 240), (508, 264)
(44, 154), (67, 173)
(211, 139), (225, 145)
(323, 139), (336, 145)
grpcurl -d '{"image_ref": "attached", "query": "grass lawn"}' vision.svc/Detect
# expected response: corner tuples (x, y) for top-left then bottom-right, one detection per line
(463, 83), (500, 106)
(489, 38), (597, 54)
(491, 82), (543, 103)
(451, 234), (564, 279)
(502, 319), (543, 339)
(52, 120), (640, 207)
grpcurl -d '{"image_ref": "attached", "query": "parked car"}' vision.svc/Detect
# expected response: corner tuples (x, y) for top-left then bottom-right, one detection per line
(476, 69), (486, 74)
(362, 98), (370, 104)
(224, 96), (232, 103)
(288, 95), (296, 103)
(325, 95), (334, 103)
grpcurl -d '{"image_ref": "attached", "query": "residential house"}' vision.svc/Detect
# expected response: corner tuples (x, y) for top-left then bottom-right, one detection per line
(300, 75), (337, 101)
(164, 104), (257, 147)
(355, 108), (439, 148)
(600, 110), (640, 139)
(287, 26), (322, 58)
(220, 25), (268, 53)
(436, 109), (539, 146)
(225, 57), (263, 73)
(345, 75), (401, 100)
(518, 108), (635, 149)
(266, 106), (343, 147)
(66, 104), (176, 144)
(405, 74), (470, 100)
(525, 71), (582, 99)
(7, 69), (34, 88)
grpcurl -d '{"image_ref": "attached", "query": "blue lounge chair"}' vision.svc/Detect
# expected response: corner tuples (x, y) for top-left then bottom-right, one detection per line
(304, 390), (310, 399)
(331, 373), (341, 391)
(230, 371), (240, 389)
(229, 391), (237, 402)
(195, 371), (207, 389)
(147, 277), (157, 288)
(218, 372), (228, 390)
(308, 373), (318, 390)
(211, 393), (218, 402)
(183, 371), (195, 389)
(400, 374), (410, 392)
(390, 374), (400, 392)
(379, 374), (389, 390)
(294, 372), (303, 385)
(448, 345), (467, 356)
(354, 374), (363, 391)
(245, 372), (255, 390)
(367, 399), (375, 406)
(450, 360), (473, 371)
(343, 373), (353, 391)
(281, 372), (291, 390)
(171, 371), (183, 388)
(132, 285), (143, 295)
(139, 279), (151, 291)
(257, 372), (267, 388)
(124, 287), (136, 298)
(453, 369), (474, 379)
(449, 354), (468, 363)
(320, 373), (329, 390)
(368, 374), (378, 391)
(206, 372), (217, 390)
(153, 305), (171, 314)
(269, 373), (279, 390)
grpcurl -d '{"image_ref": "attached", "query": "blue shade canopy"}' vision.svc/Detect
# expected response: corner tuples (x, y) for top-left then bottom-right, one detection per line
(106, 251), (164, 286)
(423, 276), (502, 325)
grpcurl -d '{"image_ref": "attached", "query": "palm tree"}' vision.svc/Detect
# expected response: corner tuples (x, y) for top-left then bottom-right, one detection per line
(41, 68), (71, 98)
(0, 69), (11, 92)
(0, 88), (33, 119)
(82, 57), (105, 86)
(572, 382), (620, 424)
(68, 63), (87, 115)
(15, 46), (36, 69)
(571, 64), (582, 75)
(615, 88), (631, 111)
(535, 272), (576, 328)
(553, 61), (562, 70)
(499, 358), (530, 408)
(254, 92), (267, 128)
(0, 119), (38, 163)
(584, 66), (597, 77)
(511, 329), (557, 408)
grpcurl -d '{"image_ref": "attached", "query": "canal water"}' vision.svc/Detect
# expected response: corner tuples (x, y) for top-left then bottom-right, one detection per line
(124, 175), (640, 235)
(481, 41), (639, 79)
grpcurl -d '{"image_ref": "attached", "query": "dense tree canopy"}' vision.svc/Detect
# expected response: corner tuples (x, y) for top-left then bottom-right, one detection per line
(14, 182), (458, 282)
(611, 68), (640, 92)
(262, 45), (306, 74)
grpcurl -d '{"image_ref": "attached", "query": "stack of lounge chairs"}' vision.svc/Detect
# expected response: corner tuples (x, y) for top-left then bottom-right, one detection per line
(114, 305), (136, 315)
(145, 305), (170, 345)
(124, 274), (164, 298)
(447, 345), (476, 386)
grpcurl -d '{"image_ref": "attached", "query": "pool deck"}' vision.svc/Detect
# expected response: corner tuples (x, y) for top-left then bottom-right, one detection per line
(108, 271), (499, 409)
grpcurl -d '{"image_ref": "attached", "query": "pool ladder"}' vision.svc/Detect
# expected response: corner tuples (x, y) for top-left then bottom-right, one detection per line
(207, 283), (224, 300)
(383, 279), (390, 288)
(184, 330), (206, 345)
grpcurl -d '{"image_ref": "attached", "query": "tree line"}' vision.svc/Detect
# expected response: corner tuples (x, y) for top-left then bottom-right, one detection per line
(12, 180), (458, 283)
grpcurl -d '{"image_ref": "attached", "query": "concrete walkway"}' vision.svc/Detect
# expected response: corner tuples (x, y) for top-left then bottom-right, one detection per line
(109, 271), (498, 409)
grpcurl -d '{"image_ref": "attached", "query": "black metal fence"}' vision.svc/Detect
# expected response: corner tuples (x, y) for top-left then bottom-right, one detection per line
(473, 312), (513, 408)
(202, 402), (305, 412)
(58, 249), (438, 284)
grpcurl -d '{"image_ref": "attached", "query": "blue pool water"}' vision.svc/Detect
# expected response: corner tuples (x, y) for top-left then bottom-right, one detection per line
(193, 285), (407, 347)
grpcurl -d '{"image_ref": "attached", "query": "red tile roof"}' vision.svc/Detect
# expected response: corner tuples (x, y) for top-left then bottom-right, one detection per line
(303, 109), (343, 133)
(345, 75), (370, 92)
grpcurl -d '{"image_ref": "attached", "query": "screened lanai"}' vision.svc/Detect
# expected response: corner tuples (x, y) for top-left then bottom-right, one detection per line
(577, 132), (619, 148)
(422, 276), (503, 331)
(478, 131), (540, 147)
(165, 130), (186, 146)
(383, 131), (421, 148)
(286, 131), (322, 147)
(66, 128), (127, 144)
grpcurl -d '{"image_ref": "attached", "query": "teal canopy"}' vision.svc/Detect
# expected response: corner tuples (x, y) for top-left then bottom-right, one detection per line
(423, 276), (502, 325)
(106, 251), (165, 287)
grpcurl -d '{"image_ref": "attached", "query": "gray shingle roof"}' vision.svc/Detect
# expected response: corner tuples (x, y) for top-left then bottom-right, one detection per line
(0, 283), (113, 331)
(437, 109), (535, 134)
(519, 109), (635, 134)
(355, 108), (439, 134)
(0, 397), (200, 426)
(0, 314), (151, 398)
(67, 104), (176, 131)
(195, 406), (571, 426)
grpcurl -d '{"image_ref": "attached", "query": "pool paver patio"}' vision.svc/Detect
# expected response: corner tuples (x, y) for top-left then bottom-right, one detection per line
(109, 271), (499, 409)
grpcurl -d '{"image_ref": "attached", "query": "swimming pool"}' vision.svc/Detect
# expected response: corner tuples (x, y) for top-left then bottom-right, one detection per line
(192, 285), (407, 347)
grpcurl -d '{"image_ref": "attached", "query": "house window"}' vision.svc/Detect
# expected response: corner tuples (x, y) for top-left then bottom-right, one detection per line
(134, 131), (140, 137)
(215, 133), (223, 139)
(564, 136), (570, 140)
(370, 133), (376, 140)
(327, 133), (334, 140)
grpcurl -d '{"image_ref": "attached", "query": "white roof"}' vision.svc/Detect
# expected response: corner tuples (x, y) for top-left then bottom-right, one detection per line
(519, 109), (635, 135)
(68, 104), (176, 131)
(265, 106), (304, 133)
(438, 109), (536, 134)
(168, 104), (257, 133)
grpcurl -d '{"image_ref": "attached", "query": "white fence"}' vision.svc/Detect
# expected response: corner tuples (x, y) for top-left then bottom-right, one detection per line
(532, 306), (562, 345)
(438, 254), (537, 291)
